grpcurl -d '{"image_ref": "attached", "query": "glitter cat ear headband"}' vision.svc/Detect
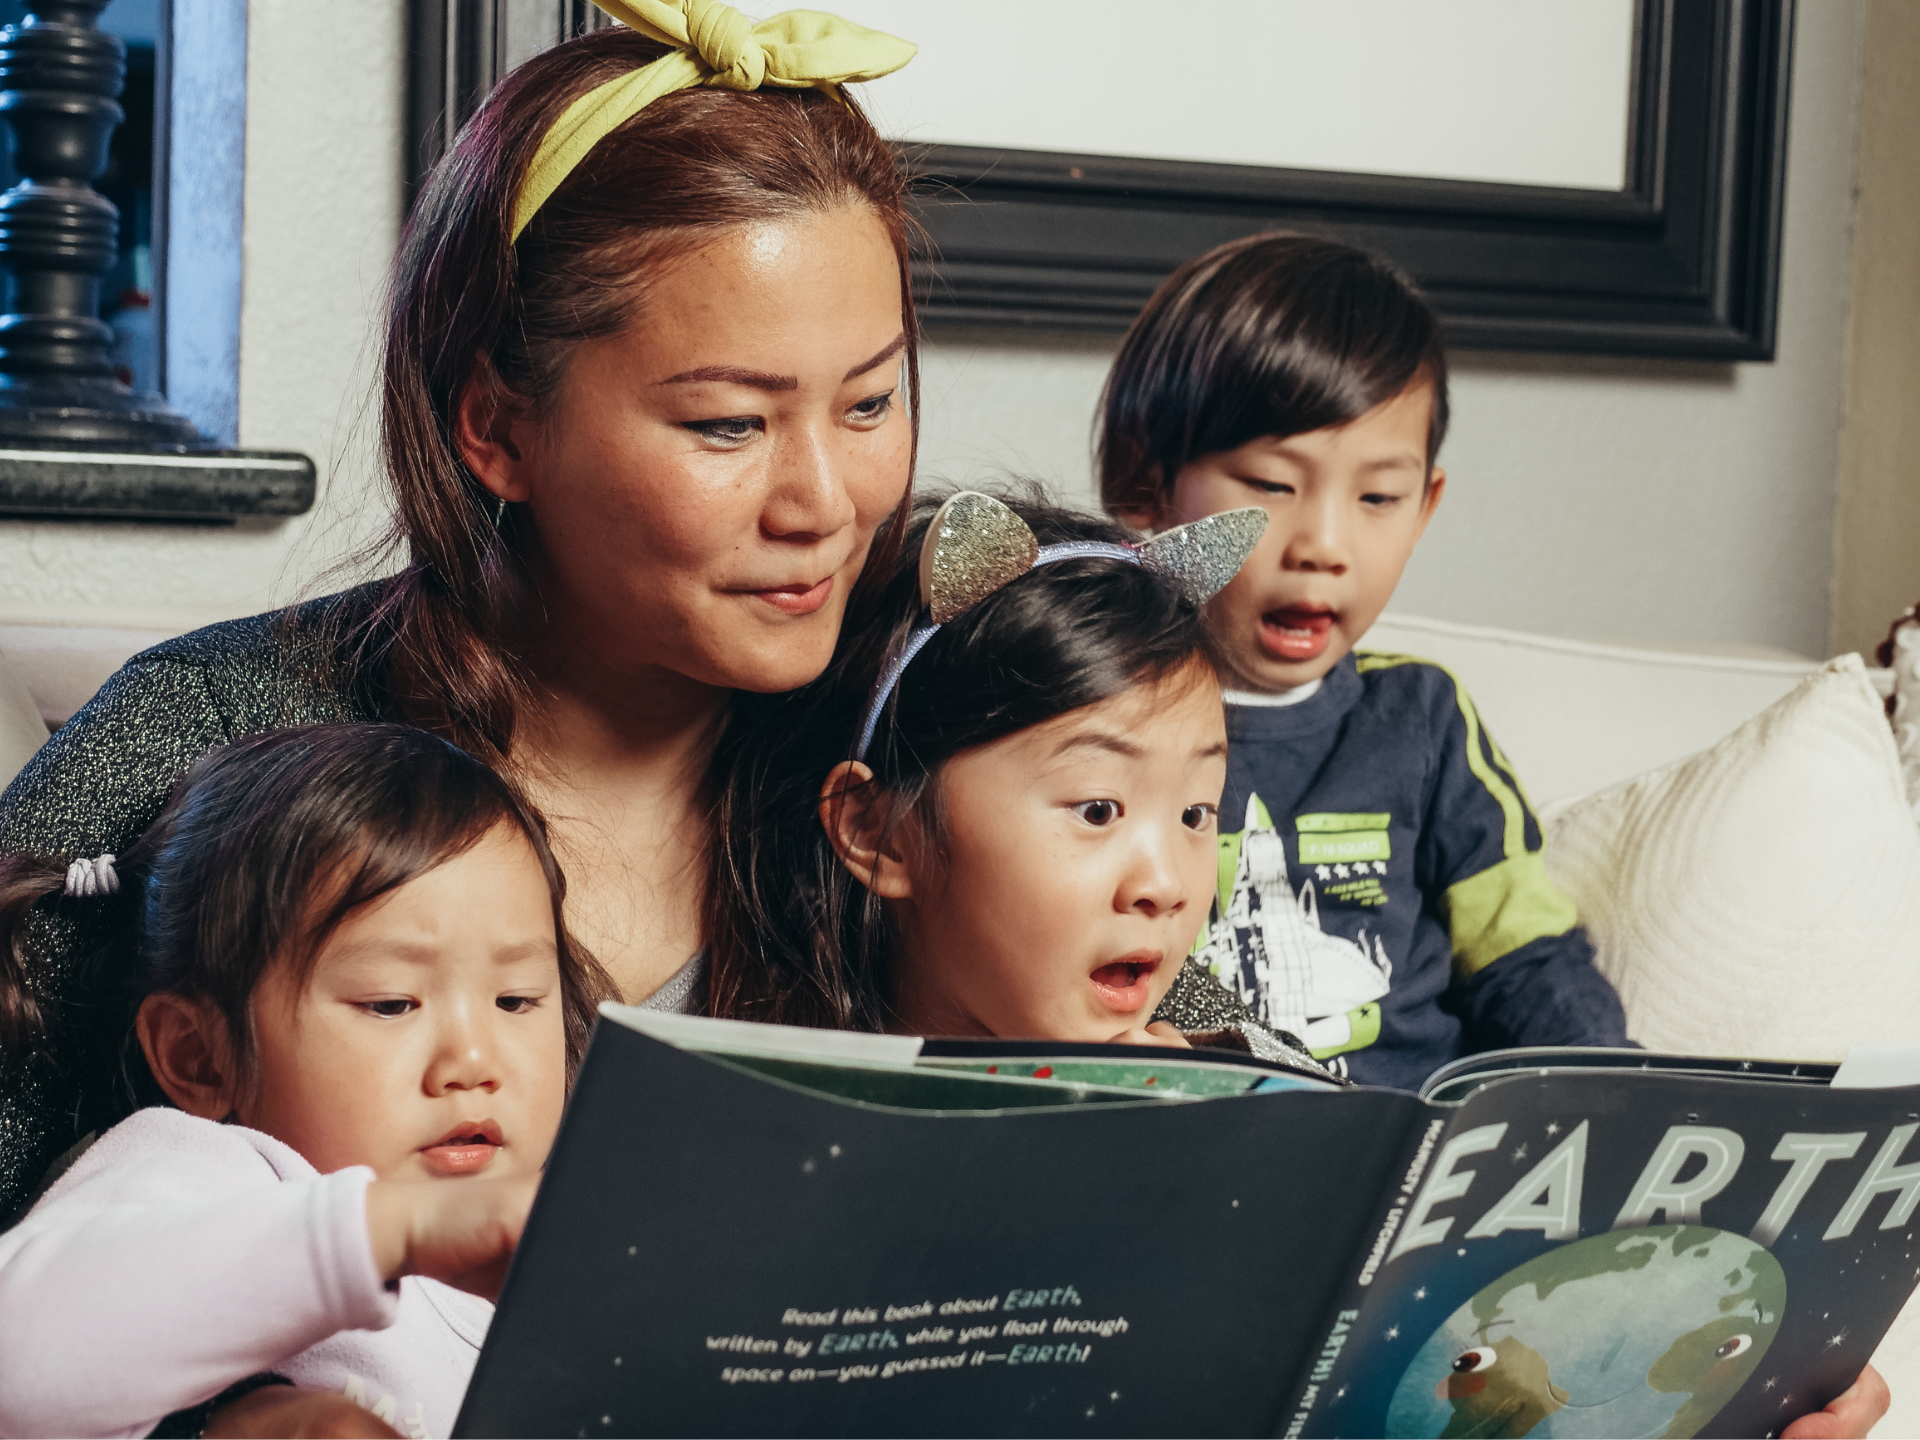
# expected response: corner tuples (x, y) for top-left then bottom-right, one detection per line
(852, 492), (1269, 760)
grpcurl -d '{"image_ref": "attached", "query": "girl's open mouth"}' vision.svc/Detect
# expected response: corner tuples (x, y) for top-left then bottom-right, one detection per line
(1090, 956), (1160, 1013)
(420, 1119), (504, 1176)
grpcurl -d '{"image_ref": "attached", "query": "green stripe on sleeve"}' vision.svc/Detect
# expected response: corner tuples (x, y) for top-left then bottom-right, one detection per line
(1441, 852), (1580, 978)
(1356, 651), (1527, 860)
(1482, 729), (1535, 810)
(1446, 676), (1526, 860)
(1356, 652), (1570, 977)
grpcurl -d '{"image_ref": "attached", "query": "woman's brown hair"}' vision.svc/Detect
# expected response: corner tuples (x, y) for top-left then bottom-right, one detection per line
(347, 25), (920, 766)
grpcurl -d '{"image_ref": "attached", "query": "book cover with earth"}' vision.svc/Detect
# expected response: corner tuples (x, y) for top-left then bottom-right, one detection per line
(1290, 1065), (1920, 1439)
(458, 1012), (1920, 1438)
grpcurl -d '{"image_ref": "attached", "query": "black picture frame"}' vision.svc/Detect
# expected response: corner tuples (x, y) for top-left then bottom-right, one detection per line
(907, 0), (1793, 359)
(406, 0), (1793, 360)
(405, 0), (617, 201)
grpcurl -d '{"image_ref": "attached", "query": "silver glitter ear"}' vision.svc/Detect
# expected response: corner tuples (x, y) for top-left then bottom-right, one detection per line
(918, 491), (1041, 624)
(855, 499), (1257, 760)
(1137, 507), (1268, 604)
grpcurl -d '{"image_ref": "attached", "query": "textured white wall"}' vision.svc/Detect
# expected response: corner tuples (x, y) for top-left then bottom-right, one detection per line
(861, 0), (1637, 191)
(1832, 0), (1920, 659)
(916, 2), (1869, 660)
(0, 0), (404, 630)
(1400, 0), (1867, 659)
(165, 0), (245, 447)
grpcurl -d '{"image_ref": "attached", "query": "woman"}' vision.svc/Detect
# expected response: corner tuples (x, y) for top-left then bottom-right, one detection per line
(0, 8), (917, 1228)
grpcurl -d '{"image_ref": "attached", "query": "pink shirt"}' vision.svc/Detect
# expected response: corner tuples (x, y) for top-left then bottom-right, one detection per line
(0, 1107), (490, 1439)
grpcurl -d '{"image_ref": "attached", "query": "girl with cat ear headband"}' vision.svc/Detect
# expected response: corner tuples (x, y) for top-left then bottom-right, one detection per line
(707, 489), (1333, 1074)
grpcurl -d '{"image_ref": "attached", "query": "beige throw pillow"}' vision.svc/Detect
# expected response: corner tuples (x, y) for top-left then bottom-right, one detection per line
(1542, 654), (1920, 1062)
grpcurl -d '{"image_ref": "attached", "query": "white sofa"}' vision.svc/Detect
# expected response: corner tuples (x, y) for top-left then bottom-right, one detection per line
(1360, 613), (1889, 806)
(0, 611), (1915, 1432)
(0, 609), (1880, 802)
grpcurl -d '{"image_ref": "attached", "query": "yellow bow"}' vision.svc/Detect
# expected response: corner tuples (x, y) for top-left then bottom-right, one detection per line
(511, 0), (917, 241)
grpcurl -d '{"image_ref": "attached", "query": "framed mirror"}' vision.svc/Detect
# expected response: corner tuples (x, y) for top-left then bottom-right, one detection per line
(406, 0), (1792, 359)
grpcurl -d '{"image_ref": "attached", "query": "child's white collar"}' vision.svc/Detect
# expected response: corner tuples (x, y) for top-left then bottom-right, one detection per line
(1221, 677), (1324, 708)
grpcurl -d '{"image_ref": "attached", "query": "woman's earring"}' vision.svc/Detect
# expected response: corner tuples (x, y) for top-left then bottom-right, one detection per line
(493, 495), (507, 528)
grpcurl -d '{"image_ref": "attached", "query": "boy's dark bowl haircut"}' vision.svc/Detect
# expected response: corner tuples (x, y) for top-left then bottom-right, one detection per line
(1097, 232), (1450, 517)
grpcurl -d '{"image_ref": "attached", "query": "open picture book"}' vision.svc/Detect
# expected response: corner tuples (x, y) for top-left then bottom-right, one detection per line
(455, 1008), (1920, 1438)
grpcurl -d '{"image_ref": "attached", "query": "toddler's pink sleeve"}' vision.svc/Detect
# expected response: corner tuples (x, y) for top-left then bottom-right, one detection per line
(0, 1119), (398, 1440)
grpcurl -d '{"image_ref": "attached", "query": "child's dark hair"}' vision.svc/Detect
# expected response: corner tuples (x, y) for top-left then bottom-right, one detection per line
(0, 723), (612, 1096)
(1097, 232), (1450, 516)
(705, 489), (1224, 1031)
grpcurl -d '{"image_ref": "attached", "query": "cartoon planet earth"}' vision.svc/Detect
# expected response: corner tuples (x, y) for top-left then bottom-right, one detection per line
(1385, 1226), (1785, 1439)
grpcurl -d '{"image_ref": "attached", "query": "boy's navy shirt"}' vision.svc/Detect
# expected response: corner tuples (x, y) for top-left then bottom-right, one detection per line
(1197, 650), (1629, 1091)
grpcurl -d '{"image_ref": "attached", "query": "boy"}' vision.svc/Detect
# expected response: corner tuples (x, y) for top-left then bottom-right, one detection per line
(1104, 231), (1630, 1088)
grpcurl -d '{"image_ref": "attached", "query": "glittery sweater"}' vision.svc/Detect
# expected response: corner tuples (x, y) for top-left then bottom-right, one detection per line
(1154, 957), (1339, 1080)
(0, 591), (385, 1220)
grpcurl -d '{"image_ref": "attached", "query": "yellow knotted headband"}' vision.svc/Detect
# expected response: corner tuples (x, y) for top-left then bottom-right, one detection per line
(511, 0), (917, 241)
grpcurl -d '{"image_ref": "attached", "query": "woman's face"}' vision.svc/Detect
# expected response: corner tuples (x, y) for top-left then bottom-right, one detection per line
(479, 205), (912, 694)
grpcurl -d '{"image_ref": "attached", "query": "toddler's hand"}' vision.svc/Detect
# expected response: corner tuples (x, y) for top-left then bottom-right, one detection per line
(1780, 1364), (1891, 1439)
(1110, 1021), (1192, 1049)
(203, 1384), (402, 1438)
(364, 1173), (538, 1300)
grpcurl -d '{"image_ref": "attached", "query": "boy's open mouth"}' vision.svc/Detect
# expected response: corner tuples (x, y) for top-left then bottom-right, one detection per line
(420, 1119), (504, 1177)
(1259, 604), (1336, 664)
(1089, 955), (1160, 1013)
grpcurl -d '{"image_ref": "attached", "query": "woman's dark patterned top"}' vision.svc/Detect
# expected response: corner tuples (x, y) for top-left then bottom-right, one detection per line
(0, 588), (388, 1220)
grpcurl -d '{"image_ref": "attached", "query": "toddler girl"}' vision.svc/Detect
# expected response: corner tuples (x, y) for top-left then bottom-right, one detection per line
(0, 723), (610, 1439)
(710, 490), (1325, 1071)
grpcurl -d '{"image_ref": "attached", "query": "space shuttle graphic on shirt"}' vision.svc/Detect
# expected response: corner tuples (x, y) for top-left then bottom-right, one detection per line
(1192, 793), (1391, 1058)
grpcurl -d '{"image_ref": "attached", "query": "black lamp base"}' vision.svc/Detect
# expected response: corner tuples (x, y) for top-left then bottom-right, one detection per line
(0, 8), (315, 522)
(0, 5), (206, 457)
(0, 377), (201, 448)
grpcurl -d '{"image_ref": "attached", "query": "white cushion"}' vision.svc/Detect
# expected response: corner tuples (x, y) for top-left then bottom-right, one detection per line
(0, 623), (177, 795)
(1534, 652), (1920, 1432)
(1362, 612), (1837, 806)
(0, 625), (178, 728)
(1542, 653), (1920, 1062)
